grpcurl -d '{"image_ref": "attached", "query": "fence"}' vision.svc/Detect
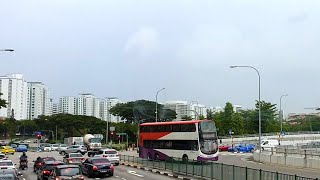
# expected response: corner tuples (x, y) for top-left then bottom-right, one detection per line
(120, 155), (317, 180)
(262, 147), (320, 158)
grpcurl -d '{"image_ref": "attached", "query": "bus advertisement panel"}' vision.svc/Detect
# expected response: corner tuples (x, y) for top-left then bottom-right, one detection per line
(139, 120), (218, 162)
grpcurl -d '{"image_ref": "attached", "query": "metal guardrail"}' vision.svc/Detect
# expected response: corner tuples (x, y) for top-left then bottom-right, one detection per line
(220, 131), (320, 139)
(263, 147), (320, 158)
(120, 155), (317, 180)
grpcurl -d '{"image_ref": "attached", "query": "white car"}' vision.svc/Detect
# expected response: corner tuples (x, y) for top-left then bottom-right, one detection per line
(0, 153), (7, 160)
(50, 144), (59, 151)
(95, 149), (119, 165)
(58, 144), (68, 151)
(43, 144), (52, 152)
(0, 159), (16, 170)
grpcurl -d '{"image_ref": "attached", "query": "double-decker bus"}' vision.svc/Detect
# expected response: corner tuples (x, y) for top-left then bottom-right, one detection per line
(138, 120), (218, 162)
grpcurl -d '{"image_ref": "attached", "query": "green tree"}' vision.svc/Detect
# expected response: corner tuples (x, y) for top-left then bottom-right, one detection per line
(181, 115), (193, 120)
(206, 109), (214, 120)
(254, 101), (278, 132)
(0, 93), (6, 109)
(199, 114), (205, 120)
(231, 113), (245, 135)
(110, 100), (176, 124)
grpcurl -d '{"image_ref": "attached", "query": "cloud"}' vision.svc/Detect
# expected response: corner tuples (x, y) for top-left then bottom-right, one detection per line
(124, 27), (159, 57)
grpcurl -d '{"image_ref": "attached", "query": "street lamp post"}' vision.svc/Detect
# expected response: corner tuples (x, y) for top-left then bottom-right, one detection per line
(280, 94), (288, 133)
(155, 88), (165, 122)
(230, 65), (262, 151)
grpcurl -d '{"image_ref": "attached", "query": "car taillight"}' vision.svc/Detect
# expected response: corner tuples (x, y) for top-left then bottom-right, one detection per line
(110, 165), (114, 171)
(37, 162), (42, 166)
(93, 165), (98, 171)
(55, 177), (60, 180)
(68, 159), (73, 163)
(43, 170), (50, 174)
(79, 176), (85, 180)
(81, 158), (85, 161)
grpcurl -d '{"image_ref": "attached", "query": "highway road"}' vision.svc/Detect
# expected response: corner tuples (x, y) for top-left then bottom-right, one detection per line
(8, 151), (175, 180)
(120, 150), (320, 179)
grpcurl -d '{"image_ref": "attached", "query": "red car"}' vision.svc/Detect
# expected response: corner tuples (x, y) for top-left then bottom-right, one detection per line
(219, 145), (230, 151)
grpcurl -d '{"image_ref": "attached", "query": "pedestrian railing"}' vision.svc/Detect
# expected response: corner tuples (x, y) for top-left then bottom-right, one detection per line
(120, 155), (318, 180)
(262, 147), (320, 158)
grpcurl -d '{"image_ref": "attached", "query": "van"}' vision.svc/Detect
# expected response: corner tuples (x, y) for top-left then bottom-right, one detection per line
(261, 139), (279, 151)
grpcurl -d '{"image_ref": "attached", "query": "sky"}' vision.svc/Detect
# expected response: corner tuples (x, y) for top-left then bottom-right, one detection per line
(1, 0), (320, 115)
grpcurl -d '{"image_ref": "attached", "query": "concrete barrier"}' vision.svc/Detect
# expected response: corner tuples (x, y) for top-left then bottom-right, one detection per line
(254, 152), (320, 170)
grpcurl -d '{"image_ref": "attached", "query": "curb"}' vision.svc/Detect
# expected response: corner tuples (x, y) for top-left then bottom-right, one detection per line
(120, 162), (194, 180)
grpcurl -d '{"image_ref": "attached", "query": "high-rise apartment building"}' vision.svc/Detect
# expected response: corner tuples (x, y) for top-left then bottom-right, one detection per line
(59, 96), (76, 114)
(52, 103), (59, 115)
(26, 82), (52, 119)
(164, 100), (208, 120)
(0, 74), (28, 120)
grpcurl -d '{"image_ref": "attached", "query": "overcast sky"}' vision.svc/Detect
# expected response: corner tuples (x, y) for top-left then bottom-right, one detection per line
(1, 0), (320, 114)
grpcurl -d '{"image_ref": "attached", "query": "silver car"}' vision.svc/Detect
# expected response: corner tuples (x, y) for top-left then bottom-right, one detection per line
(59, 145), (87, 155)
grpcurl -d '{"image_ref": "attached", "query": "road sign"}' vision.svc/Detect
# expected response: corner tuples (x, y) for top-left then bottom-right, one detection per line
(116, 133), (127, 136)
(110, 126), (115, 131)
(281, 131), (286, 136)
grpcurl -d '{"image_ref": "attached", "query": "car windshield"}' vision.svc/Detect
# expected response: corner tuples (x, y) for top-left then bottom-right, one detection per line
(52, 145), (58, 147)
(60, 145), (67, 147)
(45, 163), (64, 170)
(58, 167), (81, 176)
(0, 161), (13, 166)
(92, 159), (109, 164)
(104, 150), (117, 154)
(18, 145), (26, 148)
(70, 154), (82, 157)
(0, 174), (15, 180)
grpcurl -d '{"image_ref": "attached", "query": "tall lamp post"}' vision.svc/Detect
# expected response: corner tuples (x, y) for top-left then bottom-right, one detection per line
(280, 94), (288, 133)
(0, 49), (14, 52)
(155, 88), (165, 122)
(230, 65), (261, 151)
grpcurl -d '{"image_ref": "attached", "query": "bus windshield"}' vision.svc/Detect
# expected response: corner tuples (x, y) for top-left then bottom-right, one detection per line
(199, 121), (218, 155)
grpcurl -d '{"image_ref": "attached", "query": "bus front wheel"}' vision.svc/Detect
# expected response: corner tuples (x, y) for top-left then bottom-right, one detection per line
(182, 155), (188, 163)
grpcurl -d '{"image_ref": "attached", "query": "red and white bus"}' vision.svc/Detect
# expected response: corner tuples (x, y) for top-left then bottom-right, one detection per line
(138, 120), (219, 162)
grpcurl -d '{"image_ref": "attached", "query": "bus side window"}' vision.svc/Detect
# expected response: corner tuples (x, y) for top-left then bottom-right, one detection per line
(172, 125), (181, 132)
(164, 125), (172, 132)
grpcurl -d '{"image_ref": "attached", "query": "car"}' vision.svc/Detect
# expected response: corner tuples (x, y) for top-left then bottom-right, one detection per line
(42, 144), (52, 152)
(26, 140), (31, 143)
(0, 146), (15, 155)
(0, 159), (17, 170)
(50, 144), (59, 151)
(37, 160), (64, 180)
(0, 153), (8, 160)
(219, 145), (230, 151)
(0, 169), (22, 180)
(0, 141), (6, 146)
(48, 165), (85, 180)
(16, 145), (28, 152)
(59, 145), (87, 155)
(228, 144), (255, 153)
(63, 153), (85, 165)
(10, 144), (18, 149)
(57, 144), (68, 152)
(33, 157), (56, 173)
(95, 149), (119, 165)
(80, 157), (114, 178)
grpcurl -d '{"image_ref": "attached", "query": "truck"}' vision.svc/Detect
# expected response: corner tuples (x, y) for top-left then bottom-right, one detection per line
(83, 134), (102, 151)
(64, 137), (84, 146)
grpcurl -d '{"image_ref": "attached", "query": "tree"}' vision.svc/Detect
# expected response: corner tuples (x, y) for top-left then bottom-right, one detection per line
(0, 93), (6, 109)
(199, 114), (205, 120)
(206, 109), (214, 120)
(110, 100), (176, 124)
(181, 115), (193, 120)
(254, 101), (278, 132)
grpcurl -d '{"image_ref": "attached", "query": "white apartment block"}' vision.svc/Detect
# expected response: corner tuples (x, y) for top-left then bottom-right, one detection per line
(0, 74), (28, 120)
(26, 82), (52, 120)
(52, 103), (59, 115)
(164, 101), (208, 120)
(59, 96), (76, 114)
(77, 94), (99, 118)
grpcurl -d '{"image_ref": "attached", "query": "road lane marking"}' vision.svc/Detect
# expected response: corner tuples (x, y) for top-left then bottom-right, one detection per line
(128, 170), (144, 177)
(116, 176), (119, 178)
(122, 178), (127, 180)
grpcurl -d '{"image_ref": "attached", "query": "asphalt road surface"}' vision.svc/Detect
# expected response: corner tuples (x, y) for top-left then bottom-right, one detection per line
(8, 151), (175, 180)
(120, 150), (320, 179)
